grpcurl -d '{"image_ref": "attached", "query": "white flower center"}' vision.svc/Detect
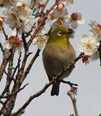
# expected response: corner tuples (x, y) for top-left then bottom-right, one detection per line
(85, 42), (92, 49)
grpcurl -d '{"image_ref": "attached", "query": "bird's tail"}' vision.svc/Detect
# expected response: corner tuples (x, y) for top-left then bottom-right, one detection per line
(51, 82), (60, 96)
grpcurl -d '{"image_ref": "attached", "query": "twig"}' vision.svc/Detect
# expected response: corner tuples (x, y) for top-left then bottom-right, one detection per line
(0, 83), (28, 99)
(61, 80), (78, 87)
(0, 83), (28, 116)
(2, 52), (31, 115)
(21, 49), (40, 83)
(0, 42), (4, 52)
(29, 0), (36, 9)
(0, 100), (4, 105)
(0, 49), (10, 81)
(68, 91), (79, 116)
(12, 52), (22, 80)
(1, 53), (21, 97)
(16, 51), (29, 82)
(41, 0), (49, 13)
(22, 33), (28, 52)
(74, 52), (84, 63)
(2, 26), (8, 40)
(4, 70), (14, 82)
(98, 41), (101, 66)
(12, 81), (53, 116)
(1, 53), (14, 96)
(24, 23), (36, 38)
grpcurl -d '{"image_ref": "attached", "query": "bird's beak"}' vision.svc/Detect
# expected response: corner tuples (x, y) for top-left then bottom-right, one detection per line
(62, 31), (73, 35)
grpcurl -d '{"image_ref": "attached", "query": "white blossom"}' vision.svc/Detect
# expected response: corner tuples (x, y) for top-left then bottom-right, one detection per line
(18, 15), (35, 34)
(89, 20), (101, 41)
(70, 11), (85, 29)
(3, 2), (35, 33)
(3, 6), (21, 29)
(53, 3), (68, 19)
(77, 35), (98, 55)
(32, 28), (48, 50)
(4, 31), (23, 53)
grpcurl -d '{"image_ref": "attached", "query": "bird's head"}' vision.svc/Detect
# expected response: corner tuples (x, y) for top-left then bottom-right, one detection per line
(47, 27), (73, 46)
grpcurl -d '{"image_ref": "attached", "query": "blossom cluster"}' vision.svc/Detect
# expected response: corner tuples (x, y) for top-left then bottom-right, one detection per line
(0, 0), (85, 53)
(0, 0), (43, 52)
(77, 20), (101, 64)
(33, 0), (85, 49)
(48, 1), (84, 30)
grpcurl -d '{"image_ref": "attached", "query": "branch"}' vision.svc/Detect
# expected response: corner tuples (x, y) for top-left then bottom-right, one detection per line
(98, 41), (101, 66)
(1, 53), (14, 96)
(16, 51), (29, 82)
(0, 53), (31, 115)
(41, 0), (49, 13)
(68, 91), (79, 116)
(0, 49), (10, 81)
(22, 33), (28, 52)
(29, 0), (36, 9)
(12, 52), (22, 79)
(2, 26), (8, 40)
(24, 23), (36, 38)
(12, 81), (53, 116)
(0, 100), (4, 105)
(4, 70), (14, 81)
(21, 49), (40, 83)
(74, 52), (84, 63)
(1, 53), (21, 97)
(0, 42), (4, 52)
(0, 83), (28, 99)
(61, 80), (78, 87)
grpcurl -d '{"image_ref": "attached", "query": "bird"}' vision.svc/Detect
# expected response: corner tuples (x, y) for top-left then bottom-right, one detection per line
(42, 27), (76, 96)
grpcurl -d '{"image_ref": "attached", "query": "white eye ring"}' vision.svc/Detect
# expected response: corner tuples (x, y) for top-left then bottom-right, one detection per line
(57, 31), (62, 36)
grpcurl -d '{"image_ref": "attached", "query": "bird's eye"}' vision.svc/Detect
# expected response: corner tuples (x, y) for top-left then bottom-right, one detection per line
(57, 31), (62, 36)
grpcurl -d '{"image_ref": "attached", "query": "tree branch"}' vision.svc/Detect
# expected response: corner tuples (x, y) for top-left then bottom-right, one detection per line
(0, 83), (28, 99)
(41, 0), (49, 13)
(2, 26), (8, 40)
(21, 49), (40, 83)
(68, 91), (79, 116)
(12, 52), (22, 80)
(61, 80), (78, 87)
(22, 33), (28, 52)
(0, 49), (10, 81)
(12, 81), (53, 116)
(29, 0), (36, 9)
(0, 42), (4, 52)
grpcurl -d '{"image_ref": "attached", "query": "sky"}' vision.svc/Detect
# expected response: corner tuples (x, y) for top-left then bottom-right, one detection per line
(0, 0), (101, 116)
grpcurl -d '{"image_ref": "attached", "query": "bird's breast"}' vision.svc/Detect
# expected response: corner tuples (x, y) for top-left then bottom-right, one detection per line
(43, 44), (76, 79)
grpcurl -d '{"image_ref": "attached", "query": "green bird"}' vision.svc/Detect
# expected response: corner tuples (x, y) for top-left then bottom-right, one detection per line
(42, 27), (76, 96)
